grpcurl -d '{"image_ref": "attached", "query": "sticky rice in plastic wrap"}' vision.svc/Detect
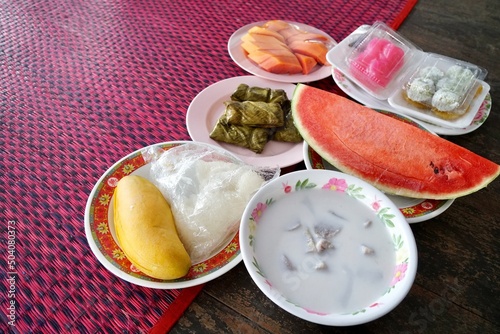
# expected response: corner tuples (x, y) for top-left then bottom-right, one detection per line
(143, 142), (279, 264)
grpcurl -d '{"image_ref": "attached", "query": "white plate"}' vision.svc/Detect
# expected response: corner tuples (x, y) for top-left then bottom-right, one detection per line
(228, 21), (336, 83)
(333, 67), (492, 136)
(84, 141), (242, 289)
(187, 75), (303, 168)
(302, 110), (455, 223)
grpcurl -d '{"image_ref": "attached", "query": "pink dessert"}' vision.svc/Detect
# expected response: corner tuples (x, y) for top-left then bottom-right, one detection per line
(349, 37), (405, 90)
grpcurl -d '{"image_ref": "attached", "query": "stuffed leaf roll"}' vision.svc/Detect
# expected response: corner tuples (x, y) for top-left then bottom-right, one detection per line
(230, 84), (288, 105)
(273, 112), (303, 142)
(223, 101), (285, 128)
(209, 120), (270, 153)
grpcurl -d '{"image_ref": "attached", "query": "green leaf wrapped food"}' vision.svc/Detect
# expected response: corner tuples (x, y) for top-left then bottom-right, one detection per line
(222, 101), (285, 128)
(231, 84), (270, 102)
(273, 112), (303, 143)
(209, 119), (270, 153)
(230, 84), (288, 106)
(268, 88), (289, 107)
(209, 83), (301, 154)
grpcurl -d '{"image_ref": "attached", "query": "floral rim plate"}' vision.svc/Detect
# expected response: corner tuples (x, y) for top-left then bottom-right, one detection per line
(240, 170), (417, 325)
(333, 67), (492, 136)
(186, 75), (303, 168)
(84, 141), (241, 289)
(228, 21), (336, 83)
(303, 110), (455, 223)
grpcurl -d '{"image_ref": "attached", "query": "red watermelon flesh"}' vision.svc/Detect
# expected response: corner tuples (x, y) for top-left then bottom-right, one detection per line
(292, 84), (500, 200)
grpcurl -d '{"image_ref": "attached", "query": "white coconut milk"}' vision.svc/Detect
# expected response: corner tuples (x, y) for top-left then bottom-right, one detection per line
(254, 189), (396, 314)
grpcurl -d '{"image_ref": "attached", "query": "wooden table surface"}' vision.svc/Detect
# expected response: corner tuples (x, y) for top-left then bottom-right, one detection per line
(170, 0), (500, 333)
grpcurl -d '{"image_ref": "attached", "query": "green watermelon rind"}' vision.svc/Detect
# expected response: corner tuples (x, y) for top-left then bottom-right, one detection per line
(291, 84), (500, 200)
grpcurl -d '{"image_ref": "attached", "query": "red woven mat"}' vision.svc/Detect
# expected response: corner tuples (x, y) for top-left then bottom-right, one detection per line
(1, 0), (417, 332)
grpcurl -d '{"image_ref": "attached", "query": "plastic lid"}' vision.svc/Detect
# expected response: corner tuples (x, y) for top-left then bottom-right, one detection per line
(345, 21), (420, 99)
(402, 53), (487, 112)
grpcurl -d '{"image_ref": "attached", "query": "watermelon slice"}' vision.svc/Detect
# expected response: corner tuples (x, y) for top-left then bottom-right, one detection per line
(292, 84), (500, 199)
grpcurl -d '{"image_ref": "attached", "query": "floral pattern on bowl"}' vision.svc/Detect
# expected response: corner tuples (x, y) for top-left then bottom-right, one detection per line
(240, 170), (417, 326)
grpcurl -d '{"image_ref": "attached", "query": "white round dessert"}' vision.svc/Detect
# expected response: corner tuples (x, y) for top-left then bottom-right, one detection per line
(407, 77), (436, 103)
(418, 66), (444, 83)
(432, 89), (461, 112)
(446, 65), (475, 82)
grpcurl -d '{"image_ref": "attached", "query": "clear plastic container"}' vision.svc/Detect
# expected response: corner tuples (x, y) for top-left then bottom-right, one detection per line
(326, 22), (490, 129)
(397, 53), (487, 114)
(344, 22), (421, 100)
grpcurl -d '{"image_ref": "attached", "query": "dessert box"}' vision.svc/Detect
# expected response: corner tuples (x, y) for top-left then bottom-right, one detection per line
(326, 22), (489, 129)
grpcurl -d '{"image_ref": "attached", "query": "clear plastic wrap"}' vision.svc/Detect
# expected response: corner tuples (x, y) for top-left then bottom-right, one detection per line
(327, 22), (490, 129)
(142, 142), (280, 264)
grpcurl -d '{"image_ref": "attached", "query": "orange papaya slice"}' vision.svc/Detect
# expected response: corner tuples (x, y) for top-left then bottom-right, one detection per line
(247, 26), (286, 43)
(240, 40), (289, 55)
(262, 20), (290, 32)
(286, 32), (330, 44)
(295, 54), (318, 74)
(248, 50), (302, 74)
(288, 40), (328, 65)
(241, 33), (286, 46)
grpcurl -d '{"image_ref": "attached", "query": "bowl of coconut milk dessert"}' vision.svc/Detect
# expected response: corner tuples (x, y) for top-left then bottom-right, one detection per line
(239, 169), (418, 326)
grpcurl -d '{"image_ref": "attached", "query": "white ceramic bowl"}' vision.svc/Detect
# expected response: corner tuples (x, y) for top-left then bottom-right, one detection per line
(240, 170), (417, 326)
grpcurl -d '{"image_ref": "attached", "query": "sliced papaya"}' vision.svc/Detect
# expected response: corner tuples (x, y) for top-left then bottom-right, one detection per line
(241, 43), (283, 55)
(259, 57), (303, 74)
(248, 51), (302, 74)
(278, 26), (303, 40)
(240, 40), (289, 55)
(247, 48), (297, 61)
(295, 53), (318, 74)
(288, 40), (328, 65)
(241, 21), (332, 74)
(263, 20), (290, 32)
(241, 33), (286, 46)
(286, 32), (330, 43)
(247, 26), (286, 43)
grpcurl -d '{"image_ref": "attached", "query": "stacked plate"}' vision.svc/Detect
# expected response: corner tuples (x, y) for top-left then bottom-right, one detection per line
(186, 21), (466, 223)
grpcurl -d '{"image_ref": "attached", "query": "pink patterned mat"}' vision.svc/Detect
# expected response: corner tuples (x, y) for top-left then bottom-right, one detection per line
(1, 0), (417, 332)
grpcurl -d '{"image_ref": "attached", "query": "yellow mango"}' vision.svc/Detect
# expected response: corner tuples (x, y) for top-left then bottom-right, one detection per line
(113, 175), (191, 280)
